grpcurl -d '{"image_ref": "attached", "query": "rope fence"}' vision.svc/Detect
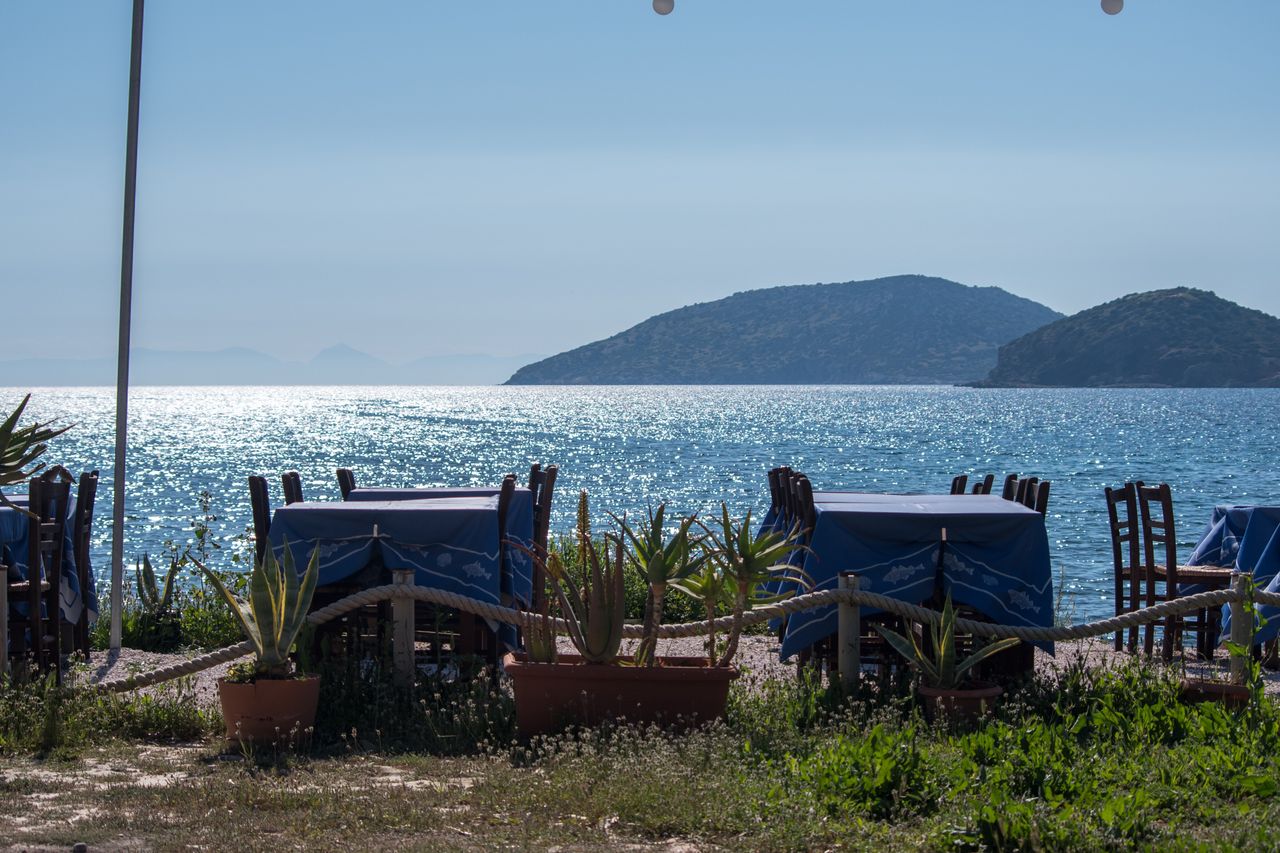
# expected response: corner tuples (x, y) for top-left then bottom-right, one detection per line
(92, 570), (1269, 693)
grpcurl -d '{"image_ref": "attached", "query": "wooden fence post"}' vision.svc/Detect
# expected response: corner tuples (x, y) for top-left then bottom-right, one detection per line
(1230, 571), (1253, 685)
(391, 570), (416, 687)
(837, 572), (860, 690)
(0, 575), (8, 678)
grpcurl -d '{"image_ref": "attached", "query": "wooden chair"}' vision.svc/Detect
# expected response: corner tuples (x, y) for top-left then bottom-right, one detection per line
(336, 468), (356, 500)
(1135, 482), (1233, 660)
(5, 468), (73, 680)
(281, 471), (304, 505)
(526, 464), (558, 611)
(767, 467), (787, 514)
(1013, 477), (1039, 507)
(1000, 474), (1020, 501)
(1106, 482), (1144, 652)
(970, 474), (995, 495)
(1024, 480), (1050, 515)
(248, 475), (271, 564)
(949, 475), (968, 495)
(70, 470), (98, 660)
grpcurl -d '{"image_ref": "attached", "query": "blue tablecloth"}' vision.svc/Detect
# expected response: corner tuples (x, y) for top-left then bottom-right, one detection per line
(779, 493), (1054, 660)
(268, 492), (534, 649)
(1189, 505), (1280, 646)
(2, 494), (96, 625)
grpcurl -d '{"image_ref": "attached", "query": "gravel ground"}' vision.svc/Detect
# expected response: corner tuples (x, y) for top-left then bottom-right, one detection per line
(74, 633), (1280, 711)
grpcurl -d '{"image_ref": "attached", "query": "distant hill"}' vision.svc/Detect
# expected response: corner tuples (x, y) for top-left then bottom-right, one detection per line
(505, 275), (1062, 385)
(0, 346), (542, 386)
(978, 288), (1280, 388)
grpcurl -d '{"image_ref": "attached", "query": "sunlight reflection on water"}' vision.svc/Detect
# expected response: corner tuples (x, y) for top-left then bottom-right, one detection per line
(9, 385), (1280, 623)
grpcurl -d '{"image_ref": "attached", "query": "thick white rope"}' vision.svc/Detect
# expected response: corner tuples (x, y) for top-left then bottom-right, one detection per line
(95, 581), (1268, 693)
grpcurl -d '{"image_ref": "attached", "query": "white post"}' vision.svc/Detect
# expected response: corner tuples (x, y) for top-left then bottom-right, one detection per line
(391, 570), (416, 687)
(837, 572), (860, 690)
(109, 0), (146, 650)
(1230, 572), (1252, 685)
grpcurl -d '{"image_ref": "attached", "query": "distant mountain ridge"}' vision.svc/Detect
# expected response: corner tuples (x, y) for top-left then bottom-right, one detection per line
(0, 346), (542, 386)
(977, 288), (1280, 388)
(505, 275), (1063, 385)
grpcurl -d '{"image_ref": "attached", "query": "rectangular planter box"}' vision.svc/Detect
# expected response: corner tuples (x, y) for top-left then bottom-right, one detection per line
(502, 652), (738, 737)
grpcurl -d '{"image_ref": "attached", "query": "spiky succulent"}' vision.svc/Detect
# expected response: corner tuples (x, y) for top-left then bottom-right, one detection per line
(135, 553), (180, 619)
(545, 535), (625, 665)
(195, 542), (319, 678)
(874, 595), (1020, 689)
(0, 394), (71, 513)
(615, 504), (707, 666)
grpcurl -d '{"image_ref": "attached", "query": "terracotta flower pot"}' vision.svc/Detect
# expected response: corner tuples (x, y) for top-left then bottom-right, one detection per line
(218, 676), (321, 745)
(503, 652), (738, 737)
(1178, 678), (1250, 710)
(918, 681), (1002, 723)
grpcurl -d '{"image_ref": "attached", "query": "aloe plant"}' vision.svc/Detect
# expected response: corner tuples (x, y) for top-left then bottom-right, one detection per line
(135, 553), (180, 620)
(615, 504), (708, 666)
(670, 560), (732, 666)
(0, 394), (71, 512)
(539, 491), (626, 664)
(194, 542), (319, 679)
(701, 504), (811, 667)
(874, 595), (1020, 690)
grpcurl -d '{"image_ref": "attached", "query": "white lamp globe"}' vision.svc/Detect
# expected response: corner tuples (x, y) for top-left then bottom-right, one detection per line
(653, 0), (674, 15)
(1101, 0), (1123, 14)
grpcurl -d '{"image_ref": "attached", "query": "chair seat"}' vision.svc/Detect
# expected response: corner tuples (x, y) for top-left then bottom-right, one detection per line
(5, 579), (51, 595)
(1117, 564), (1233, 588)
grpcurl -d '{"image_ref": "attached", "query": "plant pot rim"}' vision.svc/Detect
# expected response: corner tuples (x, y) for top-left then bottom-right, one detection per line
(217, 673), (320, 686)
(503, 651), (738, 679)
(1178, 677), (1250, 694)
(918, 681), (1002, 699)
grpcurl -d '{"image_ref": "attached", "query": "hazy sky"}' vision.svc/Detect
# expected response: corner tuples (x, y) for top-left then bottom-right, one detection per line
(3, 1), (1277, 363)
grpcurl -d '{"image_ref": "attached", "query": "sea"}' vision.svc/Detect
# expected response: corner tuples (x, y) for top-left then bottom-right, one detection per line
(7, 385), (1280, 624)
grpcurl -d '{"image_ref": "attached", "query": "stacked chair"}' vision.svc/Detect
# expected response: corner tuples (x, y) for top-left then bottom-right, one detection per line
(1107, 480), (1232, 659)
(3, 467), (74, 681)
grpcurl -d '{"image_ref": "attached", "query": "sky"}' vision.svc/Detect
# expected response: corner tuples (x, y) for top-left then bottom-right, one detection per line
(2, 1), (1278, 365)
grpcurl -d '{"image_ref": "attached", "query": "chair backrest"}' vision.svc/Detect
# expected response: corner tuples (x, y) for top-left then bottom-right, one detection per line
(1028, 480), (1050, 514)
(1136, 481), (1180, 592)
(795, 476), (817, 543)
(336, 468), (356, 500)
(72, 470), (99, 657)
(527, 463), (558, 557)
(281, 471), (304, 505)
(767, 467), (784, 512)
(1014, 476), (1039, 506)
(950, 475), (968, 495)
(971, 473), (996, 495)
(248, 475), (271, 563)
(1001, 474), (1020, 501)
(1105, 481), (1141, 593)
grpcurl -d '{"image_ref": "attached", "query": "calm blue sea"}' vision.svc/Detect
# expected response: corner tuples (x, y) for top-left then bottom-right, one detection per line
(7, 385), (1280, 624)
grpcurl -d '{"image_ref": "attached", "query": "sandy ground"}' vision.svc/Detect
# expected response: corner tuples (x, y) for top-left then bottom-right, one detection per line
(72, 633), (1280, 709)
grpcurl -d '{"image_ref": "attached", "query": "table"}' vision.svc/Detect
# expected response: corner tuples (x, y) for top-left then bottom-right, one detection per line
(1, 494), (96, 625)
(779, 493), (1054, 660)
(268, 492), (534, 648)
(1188, 505), (1280, 646)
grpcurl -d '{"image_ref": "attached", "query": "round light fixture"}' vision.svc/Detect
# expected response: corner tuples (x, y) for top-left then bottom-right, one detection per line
(653, 0), (674, 15)
(1101, 0), (1123, 14)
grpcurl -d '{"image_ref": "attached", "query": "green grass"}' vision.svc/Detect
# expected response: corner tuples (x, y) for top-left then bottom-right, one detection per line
(4, 654), (1280, 849)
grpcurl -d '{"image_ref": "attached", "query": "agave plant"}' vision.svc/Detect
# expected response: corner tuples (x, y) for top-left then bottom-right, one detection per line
(194, 542), (319, 679)
(873, 595), (1020, 690)
(0, 394), (71, 513)
(615, 504), (708, 666)
(701, 503), (811, 667)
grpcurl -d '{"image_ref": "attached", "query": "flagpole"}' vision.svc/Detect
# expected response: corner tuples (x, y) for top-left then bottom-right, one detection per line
(110, 0), (145, 649)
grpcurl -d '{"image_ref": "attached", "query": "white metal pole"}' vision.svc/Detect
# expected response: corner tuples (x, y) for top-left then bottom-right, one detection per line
(110, 0), (145, 649)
